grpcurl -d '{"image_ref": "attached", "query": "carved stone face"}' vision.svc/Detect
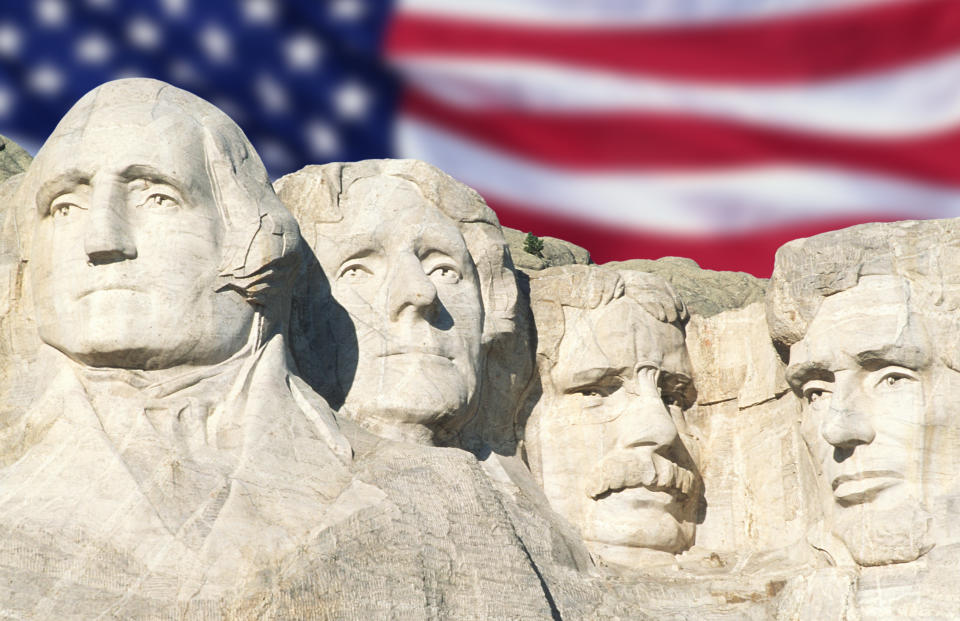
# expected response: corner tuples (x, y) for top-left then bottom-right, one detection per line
(787, 275), (937, 566)
(29, 111), (255, 370)
(313, 175), (484, 443)
(528, 297), (699, 554)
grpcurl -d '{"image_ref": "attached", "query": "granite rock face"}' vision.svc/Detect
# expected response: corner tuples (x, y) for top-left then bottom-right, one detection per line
(0, 79), (956, 619)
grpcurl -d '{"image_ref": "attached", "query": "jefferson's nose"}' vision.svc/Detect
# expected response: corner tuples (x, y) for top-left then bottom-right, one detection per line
(84, 182), (137, 265)
(821, 385), (876, 449)
(386, 255), (439, 322)
(615, 367), (679, 452)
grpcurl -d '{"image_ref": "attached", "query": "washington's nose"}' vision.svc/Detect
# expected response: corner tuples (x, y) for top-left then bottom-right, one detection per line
(386, 256), (439, 322)
(821, 389), (876, 449)
(616, 367), (679, 451)
(84, 182), (137, 265)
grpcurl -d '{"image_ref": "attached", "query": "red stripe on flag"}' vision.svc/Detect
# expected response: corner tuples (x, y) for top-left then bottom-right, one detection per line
(388, 0), (960, 84)
(404, 88), (960, 186)
(489, 198), (910, 277)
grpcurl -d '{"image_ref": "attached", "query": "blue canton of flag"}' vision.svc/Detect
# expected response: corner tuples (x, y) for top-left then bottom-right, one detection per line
(0, 0), (398, 178)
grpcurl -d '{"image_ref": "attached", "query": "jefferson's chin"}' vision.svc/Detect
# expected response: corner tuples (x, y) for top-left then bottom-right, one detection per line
(584, 489), (695, 553)
(347, 355), (478, 433)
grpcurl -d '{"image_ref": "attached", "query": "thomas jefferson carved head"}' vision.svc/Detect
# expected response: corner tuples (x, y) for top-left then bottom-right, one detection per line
(768, 220), (960, 567)
(276, 160), (518, 445)
(20, 79), (301, 371)
(523, 265), (701, 565)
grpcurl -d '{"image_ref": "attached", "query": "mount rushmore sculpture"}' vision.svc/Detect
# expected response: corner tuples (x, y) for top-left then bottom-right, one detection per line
(0, 79), (957, 619)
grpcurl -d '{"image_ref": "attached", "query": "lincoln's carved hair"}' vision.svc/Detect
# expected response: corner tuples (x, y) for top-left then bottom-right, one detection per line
(766, 219), (960, 358)
(18, 78), (302, 309)
(528, 264), (689, 375)
(275, 159), (520, 345)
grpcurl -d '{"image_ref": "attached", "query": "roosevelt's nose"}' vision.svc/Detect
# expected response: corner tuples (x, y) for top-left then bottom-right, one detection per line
(84, 181), (137, 265)
(614, 366), (679, 452)
(386, 254), (439, 322)
(821, 384), (876, 449)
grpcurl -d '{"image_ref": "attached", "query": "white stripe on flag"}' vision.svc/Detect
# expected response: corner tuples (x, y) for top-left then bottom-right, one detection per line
(397, 0), (900, 26)
(394, 51), (960, 137)
(397, 116), (960, 234)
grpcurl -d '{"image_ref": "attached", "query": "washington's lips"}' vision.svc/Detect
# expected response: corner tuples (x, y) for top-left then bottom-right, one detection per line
(831, 470), (904, 505)
(585, 451), (698, 502)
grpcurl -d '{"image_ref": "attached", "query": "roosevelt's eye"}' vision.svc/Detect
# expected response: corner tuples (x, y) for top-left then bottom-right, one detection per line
(428, 265), (460, 284)
(662, 393), (680, 407)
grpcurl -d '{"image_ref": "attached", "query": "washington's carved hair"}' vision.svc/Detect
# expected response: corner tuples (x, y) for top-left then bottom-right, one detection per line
(766, 218), (960, 358)
(18, 78), (302, 309)
(528, 264), (689, 375)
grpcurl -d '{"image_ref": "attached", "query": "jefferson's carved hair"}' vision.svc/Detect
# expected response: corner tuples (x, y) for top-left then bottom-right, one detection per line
(528, 264), (689, 375)
(766, 219), (960, 356)
(19, 78), (302, 309)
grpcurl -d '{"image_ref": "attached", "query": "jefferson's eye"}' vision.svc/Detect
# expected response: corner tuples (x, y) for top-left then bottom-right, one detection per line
(338, 264), (372, 281)
(577, 388), (604, 398)
(428, 265), (460, 284)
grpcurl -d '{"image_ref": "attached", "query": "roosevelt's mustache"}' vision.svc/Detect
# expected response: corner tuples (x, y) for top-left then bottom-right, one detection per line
(584, 450), (699, 501)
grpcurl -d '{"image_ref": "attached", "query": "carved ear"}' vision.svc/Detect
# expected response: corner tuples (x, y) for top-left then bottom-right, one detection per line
(203, 126), (268, 279)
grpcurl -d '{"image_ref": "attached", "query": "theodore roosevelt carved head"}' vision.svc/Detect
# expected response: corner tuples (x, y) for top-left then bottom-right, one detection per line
(523, 265), (701, 567)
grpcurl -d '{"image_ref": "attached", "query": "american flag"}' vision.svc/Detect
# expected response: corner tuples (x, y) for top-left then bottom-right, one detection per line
(2, 0), (960, 276)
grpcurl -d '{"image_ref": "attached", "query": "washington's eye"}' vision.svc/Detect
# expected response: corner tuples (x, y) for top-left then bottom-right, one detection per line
(52, 203), (76, 217)
(144, 193), (179, 209)
(577, 388), (604, 398)
(428, 265), (461, 284)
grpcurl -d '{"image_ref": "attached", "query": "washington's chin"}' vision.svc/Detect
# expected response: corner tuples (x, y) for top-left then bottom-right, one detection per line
(583, 490), (695, 553)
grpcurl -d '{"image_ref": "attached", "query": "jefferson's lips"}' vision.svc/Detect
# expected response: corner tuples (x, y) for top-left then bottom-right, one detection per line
(77, 286), (141, 299)
(380, 345), (451, 359)
(831, 470), (904, 505)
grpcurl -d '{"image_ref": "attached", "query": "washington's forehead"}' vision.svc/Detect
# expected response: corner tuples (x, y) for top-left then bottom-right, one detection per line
(39, 118), (206, 181)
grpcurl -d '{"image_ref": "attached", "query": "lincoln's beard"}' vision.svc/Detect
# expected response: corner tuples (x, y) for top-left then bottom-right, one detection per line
(834, 496), (933, 566)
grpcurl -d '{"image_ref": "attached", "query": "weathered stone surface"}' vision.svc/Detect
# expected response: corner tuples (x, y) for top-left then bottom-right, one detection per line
(0, 134), (31, 182)
(503, 225), (592, 271)
(609, 256), (766, 317)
